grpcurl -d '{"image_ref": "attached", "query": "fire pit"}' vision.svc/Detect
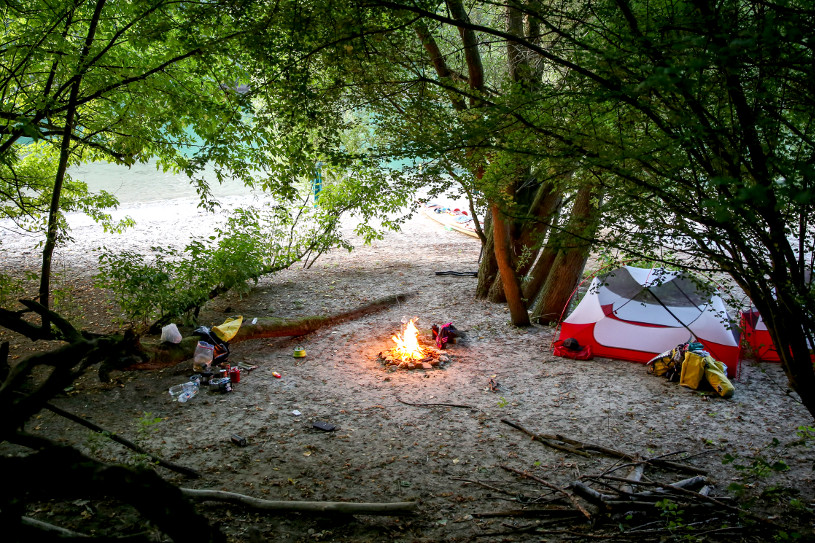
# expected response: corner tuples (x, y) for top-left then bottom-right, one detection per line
(378, 318), (454, 371)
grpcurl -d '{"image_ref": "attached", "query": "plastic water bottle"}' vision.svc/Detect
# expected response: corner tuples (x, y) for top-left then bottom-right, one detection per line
(177, 382), (199, 402)
(170, 381), (199, 402)
(177, 389), (195, 402)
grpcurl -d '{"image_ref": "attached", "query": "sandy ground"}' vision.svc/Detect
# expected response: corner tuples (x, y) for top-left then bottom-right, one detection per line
(2, 196), (815, 542)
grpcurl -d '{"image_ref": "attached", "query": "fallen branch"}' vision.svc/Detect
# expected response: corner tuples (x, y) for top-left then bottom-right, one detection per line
(570, 481), (616, 505)
(398, 398), (477, 410)
(137, 292), (414, 368)
(20, 517), (89, 538)
(500, 419), (705, 474)
(451, 477), (534, 501)
(43, 401), (200, 479)
(620, 463), (645, 495)
(180, 488), (417, 515)
(501, 465), (592, 520)
(599, 451), (707, 476)
(473, 508), (585, 519)
(500, 419), (591, 458)
(588, 475), (707, 493)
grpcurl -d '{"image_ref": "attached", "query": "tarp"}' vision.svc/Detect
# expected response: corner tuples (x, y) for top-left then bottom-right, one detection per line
(558, 266), (741, 376)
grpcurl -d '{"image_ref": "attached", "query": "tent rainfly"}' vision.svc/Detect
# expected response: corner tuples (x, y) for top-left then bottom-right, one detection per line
(558, 266), (741, 376)
(740, 308), (780, 362)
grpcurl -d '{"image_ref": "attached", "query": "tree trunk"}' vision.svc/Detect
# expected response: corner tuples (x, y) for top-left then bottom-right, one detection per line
(531, 182), (599, 324)
(491, 204), (530, 326)
(488, 270), (506, 303)
(39, 0), (106, 324)
(476, 211), (498, 299)
(531, 248), (589, 325)
(523, 238), (558, 303)
(515, 180), (562, 279)
(447, 0), (485, 100)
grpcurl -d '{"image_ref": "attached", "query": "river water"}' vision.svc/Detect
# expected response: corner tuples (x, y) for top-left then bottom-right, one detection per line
(71, 160), (255, 204)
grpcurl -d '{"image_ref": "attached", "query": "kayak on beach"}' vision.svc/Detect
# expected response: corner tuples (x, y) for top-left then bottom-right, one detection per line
(422, 203), (479, 238)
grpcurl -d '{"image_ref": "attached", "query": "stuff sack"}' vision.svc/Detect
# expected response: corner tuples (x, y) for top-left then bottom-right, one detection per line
(213, 316), (244, 342)
(194, 326), (230, 365)
(161, 323), (183, 344)
(646, 349), (673, 377)
(704, 358), (735, 399)
(679, 351), (707, 389)
(432, 322), (459, 349)
(553, 339), (593, 360)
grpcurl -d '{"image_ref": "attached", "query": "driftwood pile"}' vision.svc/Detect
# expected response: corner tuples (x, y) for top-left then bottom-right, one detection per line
(460, 419), (759, 540)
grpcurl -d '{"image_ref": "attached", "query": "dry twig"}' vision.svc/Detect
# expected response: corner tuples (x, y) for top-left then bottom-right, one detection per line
(501, 465), (592, 520)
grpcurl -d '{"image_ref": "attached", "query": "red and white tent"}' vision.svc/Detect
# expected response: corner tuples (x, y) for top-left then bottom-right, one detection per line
(558, 266), (741, 376)
(740, 308), (780, 362)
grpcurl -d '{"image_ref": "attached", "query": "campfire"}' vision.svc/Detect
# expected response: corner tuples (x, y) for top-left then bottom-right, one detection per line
(378, 318), (454, 370)
(391, 318), (424, 361)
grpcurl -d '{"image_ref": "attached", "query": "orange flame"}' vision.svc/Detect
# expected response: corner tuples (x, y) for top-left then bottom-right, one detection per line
(391, 319), (425, 361)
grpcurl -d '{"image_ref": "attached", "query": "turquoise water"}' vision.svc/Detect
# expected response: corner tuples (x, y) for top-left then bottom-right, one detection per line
(71, 161), (254, 204)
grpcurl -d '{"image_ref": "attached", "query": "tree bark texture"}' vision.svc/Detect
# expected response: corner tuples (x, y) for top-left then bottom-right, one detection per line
(476, 211), (497, 299)
(39, 0), (107, 319)
(522, 239), (558, 303)
(491, 204), (530, 326)
(514, 180), (563, 279)
(531, 182), (599, 324)
(488, 269), (506, 303)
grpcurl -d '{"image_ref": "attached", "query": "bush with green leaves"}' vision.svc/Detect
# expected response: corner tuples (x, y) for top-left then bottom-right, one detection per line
(1, 142), (134, 240)
(96, 204), (339, 330)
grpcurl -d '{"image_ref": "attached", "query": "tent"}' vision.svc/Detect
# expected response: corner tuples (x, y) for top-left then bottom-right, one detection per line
(741, 308), (814, 363)
(558, 266), (741, 376)
(740, 308), (780, 362)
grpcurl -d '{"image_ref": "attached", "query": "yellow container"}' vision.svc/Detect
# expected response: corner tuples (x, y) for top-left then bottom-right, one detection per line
(679, 352), (706, 389)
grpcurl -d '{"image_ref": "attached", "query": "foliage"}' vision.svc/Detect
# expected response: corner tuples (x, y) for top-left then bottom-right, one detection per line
(96, 204), (326, 328)
(723, 436), (793, 507)
(270, 0), (815, 416)
(655, 499), (692, 539)
(0, 142), (132, 242)
(0, 273), (23, 309)
(0, 1), (420, 329)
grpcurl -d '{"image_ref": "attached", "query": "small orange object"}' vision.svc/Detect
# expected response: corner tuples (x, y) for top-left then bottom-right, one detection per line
(272, 371), (282, 379)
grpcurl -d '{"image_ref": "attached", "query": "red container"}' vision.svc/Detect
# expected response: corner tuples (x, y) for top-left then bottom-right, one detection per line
(229, 366), (241, 383)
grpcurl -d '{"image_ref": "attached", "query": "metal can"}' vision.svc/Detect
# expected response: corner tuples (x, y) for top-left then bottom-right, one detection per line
(209, 377), (232, 392)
